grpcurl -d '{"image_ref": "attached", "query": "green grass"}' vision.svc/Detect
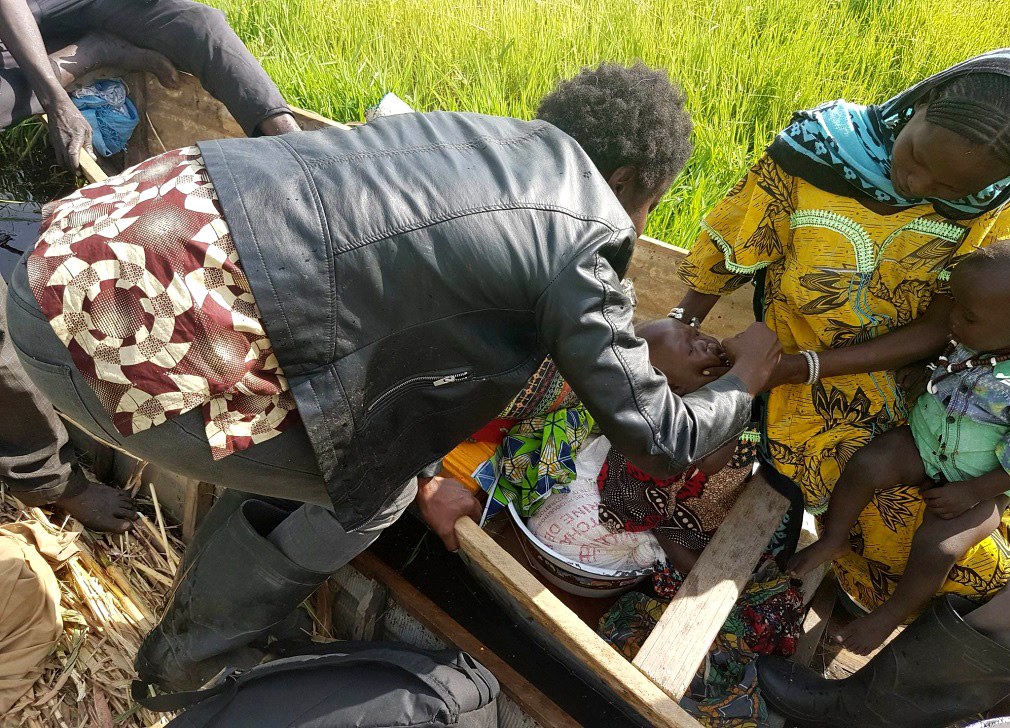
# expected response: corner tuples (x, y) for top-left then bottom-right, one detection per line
(0, 119), (75, 202)
(2, 0), (1007, 238)
(206, 0), (1010, 246)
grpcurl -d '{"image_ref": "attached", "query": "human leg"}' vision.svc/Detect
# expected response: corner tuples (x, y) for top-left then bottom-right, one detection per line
(84, 0), (297, 136)
(0, 274), (139, 530)
(135, 479), (418, 692)
(789, 426), (926, 577)
(837, 494), (1009, 655)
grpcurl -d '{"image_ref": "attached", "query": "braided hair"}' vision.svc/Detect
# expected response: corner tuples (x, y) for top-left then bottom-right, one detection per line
(536, 62), (693, 191)
(926, 73), (1010, 166)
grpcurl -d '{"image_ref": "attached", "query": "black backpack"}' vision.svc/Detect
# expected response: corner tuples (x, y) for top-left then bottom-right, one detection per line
(136, 641), (500, 728)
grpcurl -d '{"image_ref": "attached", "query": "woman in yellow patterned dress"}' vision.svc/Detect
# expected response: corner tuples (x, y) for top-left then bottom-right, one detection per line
(677, 51), (1010, 613)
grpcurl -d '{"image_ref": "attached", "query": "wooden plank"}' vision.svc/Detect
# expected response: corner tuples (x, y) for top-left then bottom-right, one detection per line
(769, 570), (836, 727)
(77, 151), (108, 183)
(632, 473), (789, 701)
(793, 571), (837, 667)
(627, 236), (755, 334)
(126, 72), (349, 161)
(453, 517), (703, 728)
(180, 480), (215, 544)
(290, 105), (352, 132)
(352, 550), (582, 728)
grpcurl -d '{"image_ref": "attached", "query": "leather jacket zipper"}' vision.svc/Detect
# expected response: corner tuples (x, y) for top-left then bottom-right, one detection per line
(366, 369), (472, 413)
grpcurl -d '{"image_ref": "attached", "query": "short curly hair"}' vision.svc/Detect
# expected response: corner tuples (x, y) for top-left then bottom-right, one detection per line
(536, 61), (693, 191)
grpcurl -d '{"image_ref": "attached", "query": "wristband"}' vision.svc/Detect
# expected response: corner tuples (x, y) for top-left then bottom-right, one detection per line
(800, 350), (820, 384)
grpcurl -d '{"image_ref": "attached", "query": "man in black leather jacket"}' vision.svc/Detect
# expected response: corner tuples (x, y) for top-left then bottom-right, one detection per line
(7, 62), (782, 691)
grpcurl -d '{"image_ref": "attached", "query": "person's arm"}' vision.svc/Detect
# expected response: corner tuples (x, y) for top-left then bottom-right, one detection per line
(767, 293), (953, 389)
(922, 468), (1010, 519)
(0, 0), (93, 169)
(676, 289), (722, 326)
(535, 247), (780, 479)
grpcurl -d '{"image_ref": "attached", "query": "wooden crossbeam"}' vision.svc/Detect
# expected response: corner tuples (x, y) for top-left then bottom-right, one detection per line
(455, 516), (704, 728)
(632, 474), (789, 700)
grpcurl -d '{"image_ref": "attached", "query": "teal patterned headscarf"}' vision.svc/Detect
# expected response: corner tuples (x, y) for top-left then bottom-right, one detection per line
(768, 49), (1010, 219)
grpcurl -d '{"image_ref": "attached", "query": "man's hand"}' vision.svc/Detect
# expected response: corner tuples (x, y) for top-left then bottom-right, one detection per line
(48, 97), (94, 171)
(922, 482), (976, 520)
(415, 475), (482, 552)
(722, 322), (783, 396)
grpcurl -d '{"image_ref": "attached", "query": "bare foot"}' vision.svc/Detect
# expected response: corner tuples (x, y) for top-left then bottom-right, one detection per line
(834, 605), (904, 655)
(788, 534), (849, 577)
(53, 33), (179, 89)
(54, 479), (140, 533)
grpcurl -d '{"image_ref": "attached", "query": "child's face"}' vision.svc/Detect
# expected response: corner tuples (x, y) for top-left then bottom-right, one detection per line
(642, 319), (727, 394)
(949, 267), (1010, 352)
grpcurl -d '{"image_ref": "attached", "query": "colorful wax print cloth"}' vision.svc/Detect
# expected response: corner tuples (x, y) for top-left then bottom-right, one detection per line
(679, 151), (1010, 611)
(496, 357), (579, 421)
(597, 431), (758, 551)
(472, 405), (594, 523)
(28, 146), (300, 460)
(599, 562), (803, 727)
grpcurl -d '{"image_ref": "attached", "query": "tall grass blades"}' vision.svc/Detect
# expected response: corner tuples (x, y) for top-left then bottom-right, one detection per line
(209, 0), (1010, 245)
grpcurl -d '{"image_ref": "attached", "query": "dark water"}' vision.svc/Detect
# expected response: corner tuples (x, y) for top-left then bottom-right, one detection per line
(0, 120), (76, 202)
(371, 514), (641, 727)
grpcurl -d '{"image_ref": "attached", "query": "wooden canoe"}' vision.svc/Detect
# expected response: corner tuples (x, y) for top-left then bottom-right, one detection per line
(66, 71), (807, 728)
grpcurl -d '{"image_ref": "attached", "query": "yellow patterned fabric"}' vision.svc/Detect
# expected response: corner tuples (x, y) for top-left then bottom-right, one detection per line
(679, 154), (1010, 611)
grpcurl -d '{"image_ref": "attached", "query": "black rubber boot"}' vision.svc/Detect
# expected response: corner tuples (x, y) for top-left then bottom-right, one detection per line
(135, 498), (331, 692)
(168, 490), (301, 590)
(758, 595), (1010, 728)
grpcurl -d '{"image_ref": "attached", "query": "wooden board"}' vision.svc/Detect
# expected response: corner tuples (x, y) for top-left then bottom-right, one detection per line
(123, 72), (348, 168)
(352, 550), (581, 728)
(455, 516), (703, 728)
(792, 571), (838, 667)
(628, 235), (755, 333)
(632, 472), (789, 700)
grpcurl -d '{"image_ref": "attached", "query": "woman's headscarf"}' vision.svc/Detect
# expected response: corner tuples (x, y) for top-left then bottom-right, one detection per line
(767, 49), (1010, 219)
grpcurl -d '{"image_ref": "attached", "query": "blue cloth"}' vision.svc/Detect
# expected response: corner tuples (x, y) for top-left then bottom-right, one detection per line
(70, 79), (138, 157)
(768, 49), (1010, 219)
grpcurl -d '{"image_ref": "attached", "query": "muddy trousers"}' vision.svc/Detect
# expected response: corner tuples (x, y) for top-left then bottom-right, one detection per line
(3, 0), (289, 135)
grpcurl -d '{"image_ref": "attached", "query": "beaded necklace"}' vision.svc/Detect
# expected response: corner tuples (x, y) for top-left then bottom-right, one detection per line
(929, 340), (1010, 374)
